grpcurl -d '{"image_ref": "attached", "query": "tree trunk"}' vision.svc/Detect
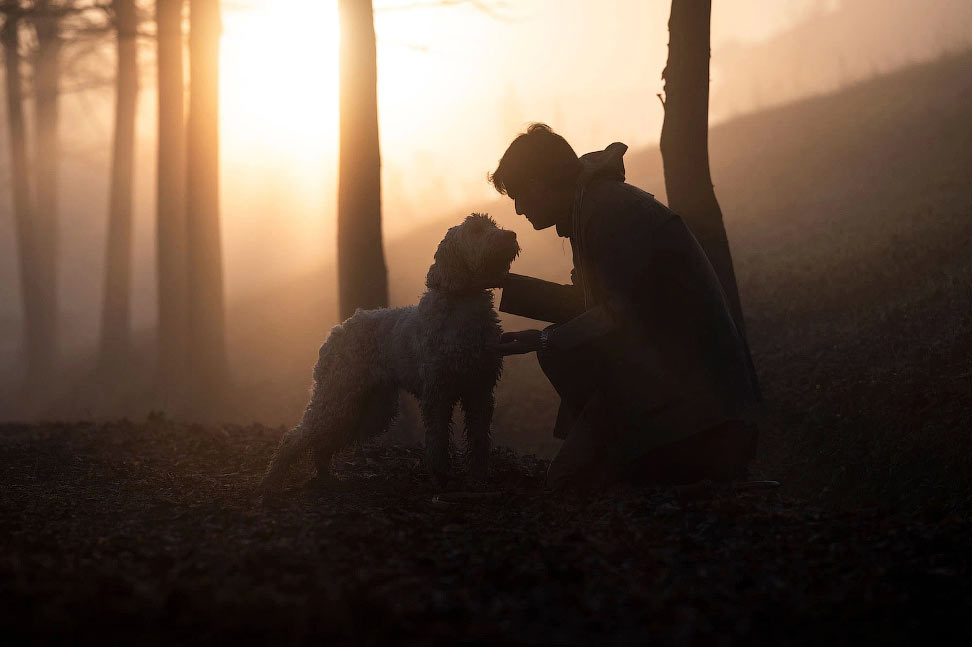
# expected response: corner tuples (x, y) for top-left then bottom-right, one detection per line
(3, 7), (54, 387)
(31, 1), (61, 377)
(659, 0), (746, 339)
(337, 0), (387, 320)
(186, 0), (228, 402)
(99, 0), (139, 371)
(156, 0), (188, 400)
(28, 2), (60, 381)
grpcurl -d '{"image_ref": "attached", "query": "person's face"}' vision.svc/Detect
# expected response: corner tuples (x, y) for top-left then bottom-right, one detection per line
(511, 181), (571, 231)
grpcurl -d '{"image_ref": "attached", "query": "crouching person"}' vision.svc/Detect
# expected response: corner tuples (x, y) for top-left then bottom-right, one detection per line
(491, 124), (761, 490)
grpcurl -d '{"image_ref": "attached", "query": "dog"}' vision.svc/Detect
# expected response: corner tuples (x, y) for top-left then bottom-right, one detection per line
(259, 214), (520, 491)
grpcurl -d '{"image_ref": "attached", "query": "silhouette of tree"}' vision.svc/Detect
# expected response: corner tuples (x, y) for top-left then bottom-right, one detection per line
(99, 0), (139, 371)
(3, 1), (124, 397)
(1, 2), (50, 388)
(28, 1), (61, 381)
(155, 0), (187, 402)
(660, 0), (746, 339)
(337, 0), (387, 320)
(1, 0), (96, 388)
(186, 0), (228, 405)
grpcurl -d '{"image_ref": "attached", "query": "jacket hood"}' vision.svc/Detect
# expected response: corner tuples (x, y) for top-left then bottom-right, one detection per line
(555, 142), (629, 239)
(577, 141), (628, 185)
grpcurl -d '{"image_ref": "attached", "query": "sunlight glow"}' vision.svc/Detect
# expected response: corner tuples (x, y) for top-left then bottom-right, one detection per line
(220, 0), (339, 157)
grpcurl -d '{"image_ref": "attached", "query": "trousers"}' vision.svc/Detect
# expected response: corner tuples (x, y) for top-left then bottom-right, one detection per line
(537, 339), (757, 490)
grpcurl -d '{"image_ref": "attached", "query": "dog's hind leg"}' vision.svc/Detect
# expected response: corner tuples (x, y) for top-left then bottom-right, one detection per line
(460, 389), (494, 483)
(355, 385), (400, 440)
(314, 385), (399, 475)
(259, 424), (312, 493)
(420, 396), (456, 486)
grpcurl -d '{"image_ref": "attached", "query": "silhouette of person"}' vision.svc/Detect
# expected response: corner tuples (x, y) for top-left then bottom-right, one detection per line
(492, 124), (760, 490)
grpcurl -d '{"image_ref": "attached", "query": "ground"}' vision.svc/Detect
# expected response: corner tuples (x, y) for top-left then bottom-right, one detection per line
(1, 419), (969, 644)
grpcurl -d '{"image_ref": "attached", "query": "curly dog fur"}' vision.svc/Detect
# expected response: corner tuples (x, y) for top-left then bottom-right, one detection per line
(259, 214), (520, 491)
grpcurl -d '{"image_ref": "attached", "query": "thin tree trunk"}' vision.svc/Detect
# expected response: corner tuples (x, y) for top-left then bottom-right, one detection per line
(659, 0), (746, 340)
(156, 0), (188, 400)
(3, 7), (53, 387)
(337, 0), (387, 320)
(100, 0), (139, 370)
(28, 1), (60, 381)
(186, 0), (228, 401)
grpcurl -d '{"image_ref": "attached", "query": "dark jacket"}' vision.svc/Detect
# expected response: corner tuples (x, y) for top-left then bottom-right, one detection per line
(537, 143), (760, 454)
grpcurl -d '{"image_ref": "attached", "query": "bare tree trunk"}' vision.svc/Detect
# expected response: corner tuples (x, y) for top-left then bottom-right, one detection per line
(186, 0), (228, 403)
(99, 0), (139, 371)
(28, 1), (60, 381)
(660, 0), (746, 339)
(337, 0), (387, 320)
(3, 6), (54, 387)
(156, 0), (188, 400)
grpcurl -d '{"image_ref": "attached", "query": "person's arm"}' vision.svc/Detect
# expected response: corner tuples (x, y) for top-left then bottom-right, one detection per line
(493, 306), (614, 355)
(543, 305), (615, 350)
(498, 273), (585, 324)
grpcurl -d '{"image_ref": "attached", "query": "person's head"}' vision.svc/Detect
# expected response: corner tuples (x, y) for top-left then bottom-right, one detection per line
(489, 123), (580, 230)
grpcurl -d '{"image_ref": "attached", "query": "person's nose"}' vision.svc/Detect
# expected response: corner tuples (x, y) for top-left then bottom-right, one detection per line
(514, 198), (524, 216)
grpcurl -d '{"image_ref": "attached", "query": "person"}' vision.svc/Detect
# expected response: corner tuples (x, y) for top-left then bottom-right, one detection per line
(491, 123), (760, 490)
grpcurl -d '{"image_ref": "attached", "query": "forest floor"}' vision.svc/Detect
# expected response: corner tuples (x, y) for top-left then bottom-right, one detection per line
(1, 419), (969, 645)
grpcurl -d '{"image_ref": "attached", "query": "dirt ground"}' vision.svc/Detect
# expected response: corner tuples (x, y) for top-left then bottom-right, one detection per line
(1, 419), (968, 645)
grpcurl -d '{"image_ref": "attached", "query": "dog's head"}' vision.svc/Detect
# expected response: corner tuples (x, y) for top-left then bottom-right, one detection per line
(425, 213), (520, 293)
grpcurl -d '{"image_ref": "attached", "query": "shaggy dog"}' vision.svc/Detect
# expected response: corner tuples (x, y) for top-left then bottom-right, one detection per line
(259, 214), (520, 491)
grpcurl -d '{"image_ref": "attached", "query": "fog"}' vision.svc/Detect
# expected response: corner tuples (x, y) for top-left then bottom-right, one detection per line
(0, 0), (970, 386)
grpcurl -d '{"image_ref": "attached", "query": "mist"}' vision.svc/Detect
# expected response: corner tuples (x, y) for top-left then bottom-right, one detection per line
(1, 0), (970, 399)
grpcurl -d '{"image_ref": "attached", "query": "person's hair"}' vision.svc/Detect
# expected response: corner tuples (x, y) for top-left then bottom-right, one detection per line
(488, 123), (580, 197)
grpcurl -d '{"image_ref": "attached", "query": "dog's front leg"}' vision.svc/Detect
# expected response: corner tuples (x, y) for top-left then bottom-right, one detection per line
(421, 397), (454, 486)
(460, 390), (494, 484)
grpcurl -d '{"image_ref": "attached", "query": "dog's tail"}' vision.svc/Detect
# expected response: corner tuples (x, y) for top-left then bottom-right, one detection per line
(257, 424), (312, 494)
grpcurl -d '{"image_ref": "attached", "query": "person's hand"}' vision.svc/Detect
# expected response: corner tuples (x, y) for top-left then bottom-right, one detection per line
(495, 329), (543, 356)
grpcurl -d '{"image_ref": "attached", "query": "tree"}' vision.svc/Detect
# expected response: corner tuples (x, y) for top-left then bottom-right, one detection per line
(337, 0), (387, 320)
(155, 0), (187, 400)
(186, 0), (228, 402)
(99, 0), (139, 370)
(28, 0), (61, 378)
(659, 0), (747, 339)
(1, 2), (55, 387)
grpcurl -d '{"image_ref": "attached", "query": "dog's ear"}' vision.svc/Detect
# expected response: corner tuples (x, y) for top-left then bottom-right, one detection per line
(426, 256), (466, 293)
(425, 262), (446, 291)
(425, 234), (468, 293)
